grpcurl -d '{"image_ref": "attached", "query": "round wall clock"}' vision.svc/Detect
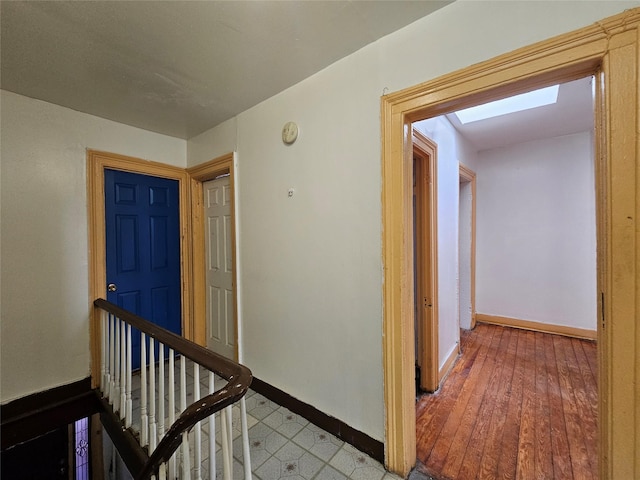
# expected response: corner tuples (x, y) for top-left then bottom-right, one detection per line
(282, 121), (299, 145)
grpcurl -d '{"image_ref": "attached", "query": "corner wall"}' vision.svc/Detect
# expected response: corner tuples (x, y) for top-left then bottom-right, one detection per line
(0, 91), (186, 403)
(476, 132), (597, 331)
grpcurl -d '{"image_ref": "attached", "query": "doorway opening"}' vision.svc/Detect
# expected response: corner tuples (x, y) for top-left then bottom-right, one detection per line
(187, 153), (240, 360)
(411, 75), (598, 479)
(87, 150), (191, 382)
(381, 11), (640, 478)
(458, 164), (476, 332)
(413, 130), (438, 393)
(88, 150), (240, 388)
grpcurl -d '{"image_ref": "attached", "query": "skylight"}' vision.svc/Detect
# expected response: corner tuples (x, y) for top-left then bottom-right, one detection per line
(454, 84), (560, 124)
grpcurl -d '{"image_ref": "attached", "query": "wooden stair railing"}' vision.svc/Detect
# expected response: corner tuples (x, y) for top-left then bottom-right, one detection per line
(93, 298), (253, 480)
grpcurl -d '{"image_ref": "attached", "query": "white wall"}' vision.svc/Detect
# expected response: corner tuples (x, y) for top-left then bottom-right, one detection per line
(237, 49), (383, 435)
(0, 91), (186, 403)
(187, 117), (238, 164)
(476, 132), (597, 330)
(186, 0), (635, 442)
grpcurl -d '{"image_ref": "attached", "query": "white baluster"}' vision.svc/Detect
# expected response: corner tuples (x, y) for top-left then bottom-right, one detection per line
(100, 310), (107, 395)
(168, 349), (176, 480)
(194, 364), (201, 480)
(108, 313), (115, 402)
(209, 373), (216, 480)
(180, 355), (190, 479)
(149, 339), (157, 453)
(158, 463), (167, 480)
(240, 396), (252, 480)
(180, 355), (187, 413)
(220, 406), (232, 480)
(182, 431), (191, 480)
(141, 332), (148, 447)
(120, 319), (126, 420)
(104, 312), (112, 399)
(125, 324), (132, 428)
(158, 342), (165, 441)
(227, 406), (234, 475)
(114, 317), (121, 413)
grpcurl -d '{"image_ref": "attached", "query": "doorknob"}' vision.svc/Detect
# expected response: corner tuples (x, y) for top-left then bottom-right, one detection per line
(107, 283), (117, 292)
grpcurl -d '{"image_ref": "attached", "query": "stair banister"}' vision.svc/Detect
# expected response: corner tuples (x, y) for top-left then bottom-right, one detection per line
(93, 298), (252, 480)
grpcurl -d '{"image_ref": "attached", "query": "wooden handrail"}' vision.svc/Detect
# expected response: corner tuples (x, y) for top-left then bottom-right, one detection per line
(93, 298), (253, 479)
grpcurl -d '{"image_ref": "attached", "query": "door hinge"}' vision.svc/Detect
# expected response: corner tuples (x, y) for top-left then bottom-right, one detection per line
(600, 291), (605, 330)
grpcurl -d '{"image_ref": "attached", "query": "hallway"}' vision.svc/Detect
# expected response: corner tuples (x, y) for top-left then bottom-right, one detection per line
(414, 323), (597, 480)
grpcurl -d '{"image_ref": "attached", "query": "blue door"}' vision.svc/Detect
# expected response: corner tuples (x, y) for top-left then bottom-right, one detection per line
(105, 169), (182, 368)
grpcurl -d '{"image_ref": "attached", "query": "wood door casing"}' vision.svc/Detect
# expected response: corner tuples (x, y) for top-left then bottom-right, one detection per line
(187, 153), (239, 359)
(459, 164), (476, 330)
(87, 150), (191, 389)
(413, 130), (438, 393)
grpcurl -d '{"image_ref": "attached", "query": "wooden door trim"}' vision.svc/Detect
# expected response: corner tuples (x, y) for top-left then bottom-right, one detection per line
(381, 9), (640, 478)
(186, 153), (239, 360)
(412, 130), (439, 392)
(87, 150), (192, 388)
(459, 163), (476, 328)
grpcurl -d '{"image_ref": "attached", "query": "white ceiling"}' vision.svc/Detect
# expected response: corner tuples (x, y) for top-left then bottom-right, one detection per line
(1, 0), (451, 139)
(445, 76), (595, 151)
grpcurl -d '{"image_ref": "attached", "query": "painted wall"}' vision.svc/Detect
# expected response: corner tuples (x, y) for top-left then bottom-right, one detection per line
(0, 91), (186, 403)
(476, 132), (597, 330)
(186, 0), (634, 442)
(410, 119), (595, 338)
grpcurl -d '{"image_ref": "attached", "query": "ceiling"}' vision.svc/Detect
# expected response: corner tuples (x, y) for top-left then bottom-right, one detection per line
(1, 0), (451, 140)
(445, 76), (595, 151)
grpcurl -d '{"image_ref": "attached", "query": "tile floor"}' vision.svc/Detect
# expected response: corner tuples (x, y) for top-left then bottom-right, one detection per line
(123, 362), (404, 480)
(235, 389), (403, 480)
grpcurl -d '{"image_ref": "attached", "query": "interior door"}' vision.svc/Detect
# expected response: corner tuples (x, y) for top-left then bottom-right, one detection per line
(105, 169), (182, 368)
(204, 176), (236, 359)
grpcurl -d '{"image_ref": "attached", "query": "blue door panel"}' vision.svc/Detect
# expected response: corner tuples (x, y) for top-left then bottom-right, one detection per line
(118, 291), (141, 314)
(115, 182), (137, 204)
(150, 216), (169, 270)
(151, 287), (170, 329)
(150, 186), (168, 206)
(105, 169), (181, 369)
(116, 215), (139, 273)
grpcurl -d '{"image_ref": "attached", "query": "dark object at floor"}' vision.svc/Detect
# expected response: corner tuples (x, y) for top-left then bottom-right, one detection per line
(2, 426), (69, 479)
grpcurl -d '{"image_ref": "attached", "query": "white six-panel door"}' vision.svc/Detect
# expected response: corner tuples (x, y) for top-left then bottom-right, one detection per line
(204, 176), (235, 359)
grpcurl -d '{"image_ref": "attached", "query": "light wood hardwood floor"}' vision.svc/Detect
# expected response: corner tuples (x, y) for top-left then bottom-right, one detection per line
(415, 323), (597, 480)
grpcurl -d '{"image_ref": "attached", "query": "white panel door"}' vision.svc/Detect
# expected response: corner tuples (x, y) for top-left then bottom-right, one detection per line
(204, 176), (235, 359)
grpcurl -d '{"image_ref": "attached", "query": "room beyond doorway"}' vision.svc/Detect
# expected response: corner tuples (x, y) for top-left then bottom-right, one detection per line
(411, 76), (597, 397)
(411, 76), (598, 477)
